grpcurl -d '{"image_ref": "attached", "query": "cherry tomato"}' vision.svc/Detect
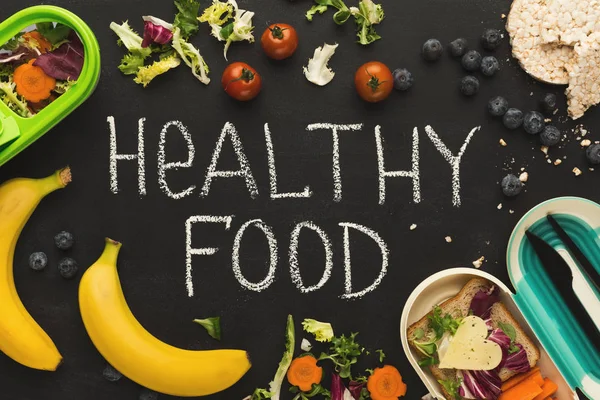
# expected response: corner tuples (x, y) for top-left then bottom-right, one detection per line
(261, 23), (298, 60)
(354, 61), (394, 103)
(221, 62), (262, 101)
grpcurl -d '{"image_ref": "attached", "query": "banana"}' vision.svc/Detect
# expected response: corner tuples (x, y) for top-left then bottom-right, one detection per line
(0, 168), (70, 371)
(79, 239), (251, 397)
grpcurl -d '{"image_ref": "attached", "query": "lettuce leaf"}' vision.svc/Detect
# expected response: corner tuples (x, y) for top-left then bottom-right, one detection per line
(174, 0), (201, 39)
(171, 27), (210, 84)
(134, 55), (181, 87)
(268, 315), (295, 400)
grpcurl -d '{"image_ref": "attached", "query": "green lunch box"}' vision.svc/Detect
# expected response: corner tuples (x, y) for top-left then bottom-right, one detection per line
(0, 6), (101, 167)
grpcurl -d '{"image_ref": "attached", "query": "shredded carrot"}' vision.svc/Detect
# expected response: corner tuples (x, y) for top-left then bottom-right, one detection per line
(367, 365), (407, 399)
(498, 375), (543, 400)
(502, 367), (541, 392)
(286, 355), (323, 392)
(13, 59), (56, 102)
(532, 378), (558, 400)
(22, 31), (52, 53)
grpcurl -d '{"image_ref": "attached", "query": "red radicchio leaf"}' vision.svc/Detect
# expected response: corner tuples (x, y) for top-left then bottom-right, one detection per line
(469, 285), (500, 319)
(348, 381), (366, 399)
(33, 31), (84, 80)
(141, 17), (173, 48)
(331, 373), (345, 400)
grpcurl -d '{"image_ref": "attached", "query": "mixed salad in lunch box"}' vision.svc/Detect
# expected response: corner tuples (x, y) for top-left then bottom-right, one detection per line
(0, 22), (84, 118)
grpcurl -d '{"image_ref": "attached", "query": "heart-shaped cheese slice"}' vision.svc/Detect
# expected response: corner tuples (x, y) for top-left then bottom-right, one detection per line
(438, 315), (502, 370)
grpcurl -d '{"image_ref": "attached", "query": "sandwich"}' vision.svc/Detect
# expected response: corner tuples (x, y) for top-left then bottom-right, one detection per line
(407, 278), (540, 399)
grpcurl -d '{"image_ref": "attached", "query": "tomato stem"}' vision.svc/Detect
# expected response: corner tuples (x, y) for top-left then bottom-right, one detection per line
(270, 25), (288, 40)
(365, 67), (387, 92)
(225, 68), (255, 91)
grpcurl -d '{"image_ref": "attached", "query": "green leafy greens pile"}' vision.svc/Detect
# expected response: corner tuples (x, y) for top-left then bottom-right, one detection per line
(306, 0), (385, 45)
(245, 317), (394, 400)
(109, 0), (210, 87)
(198, 0), (255, 60)
(411, 306), (463, 367)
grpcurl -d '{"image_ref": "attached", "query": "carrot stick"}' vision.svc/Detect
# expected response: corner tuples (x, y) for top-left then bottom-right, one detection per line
(498, 377), (543, 400)
(532, 378), (559, 400)
(502, 367), (541, 392)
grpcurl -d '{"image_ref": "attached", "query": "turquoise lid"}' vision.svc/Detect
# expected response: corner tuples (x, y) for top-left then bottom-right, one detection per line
(0, 6), (101, 166)
(507, 197), (600, 399)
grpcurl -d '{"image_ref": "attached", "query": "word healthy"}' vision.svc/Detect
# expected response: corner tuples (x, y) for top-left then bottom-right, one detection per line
(107, 117), (480, 299)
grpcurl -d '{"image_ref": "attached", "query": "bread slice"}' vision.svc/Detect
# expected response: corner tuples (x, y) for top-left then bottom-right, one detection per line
(406, 278), (540, 399)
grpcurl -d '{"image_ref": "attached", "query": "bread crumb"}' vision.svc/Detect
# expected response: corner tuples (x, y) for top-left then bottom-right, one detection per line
(573, 167), (582, 176)
(519, 172), (529, 182)
(499, 138), (507, 146)
(581, 139), (592, 147)
(520, 167), (525, 171)
(501, 13), (507, 19)
(590, 168), (595, 171)
(472, 256), (485, 269)
(554, 159), (562, 165)
(445, 236), (452, 243)
(497, 203), (503, 210)
(509, 209), (515, 214)
(547, 159), (552, 164)
(541, 146), (549, 155)
(410, 224), (417, 230)
(544, 118), (552, 123)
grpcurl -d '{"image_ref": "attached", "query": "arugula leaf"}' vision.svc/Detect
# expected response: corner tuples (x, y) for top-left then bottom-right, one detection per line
(1, 32), (24, 51)
(429, 306), (463, 338)
(249, 388), (273, 399)
(174, 0), (201, 39)
(306, 0), (351, 25)
(36, 23), (72, 46)
(193, 317), (221, 340)
(418, 356), (438, 367)
(438, 378), (461, 400)
(290, 384), (330, 400)
(318, 332), (363, 379)
(375, 349), (385, 362)
(0, 64), (13, 81)
(219, 22), (234, 40)
(498, 322), (521, 354)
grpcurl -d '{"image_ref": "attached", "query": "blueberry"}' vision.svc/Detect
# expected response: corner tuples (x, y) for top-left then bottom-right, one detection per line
(461, 50), (482, 71)
(539, 125), (561, 146)
(488, 96), (509, 116)
(139, 388), (159, 400)
(501, 174), (523, 197)
(460, 76), (479, 96)
(57, 257), (78, 279)
(392, 68), (413, 91)
(503, 108), (524, 130)
(480, 56), (500, 76)
(422, 39), (443, 61)
(586, 143), (600, 165)
(448, 38), (468, 57)
(541, 93), (558, 115)
(102, 364), (123, 382)
(54, 231), (74, 250)
(523, 111), (545, 134)
(481, 28), (502, 51)
(29, 252), (48, 271)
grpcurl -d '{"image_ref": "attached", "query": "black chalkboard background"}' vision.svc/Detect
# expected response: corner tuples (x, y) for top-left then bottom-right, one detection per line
(0, 0), (598, 399)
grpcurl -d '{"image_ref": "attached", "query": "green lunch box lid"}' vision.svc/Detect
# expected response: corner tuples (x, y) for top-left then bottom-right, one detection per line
(0, 5), (101, 167)
(507, 196), (600, 400)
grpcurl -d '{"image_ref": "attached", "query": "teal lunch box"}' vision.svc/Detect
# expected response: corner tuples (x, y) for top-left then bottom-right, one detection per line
(401, 197), (600, 399)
